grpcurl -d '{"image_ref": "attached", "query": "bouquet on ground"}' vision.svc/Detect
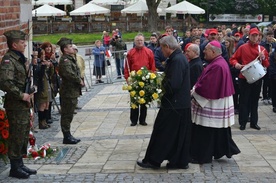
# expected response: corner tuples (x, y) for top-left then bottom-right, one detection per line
(123, 66), (163, 109)
(0, 107), (9, 164)
(24, 131), (57, 160)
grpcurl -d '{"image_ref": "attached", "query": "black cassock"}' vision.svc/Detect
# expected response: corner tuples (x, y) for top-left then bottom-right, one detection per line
(142, 108), (191, 168)
(141, 48), (192, 168)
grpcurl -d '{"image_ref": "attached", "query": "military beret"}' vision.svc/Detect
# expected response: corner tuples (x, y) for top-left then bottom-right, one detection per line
(57, 37), (73, 48)
(4, 30), (26, 40)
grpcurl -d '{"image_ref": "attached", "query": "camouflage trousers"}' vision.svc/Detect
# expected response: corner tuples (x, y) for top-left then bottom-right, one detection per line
(6, 110), (30, 159)
(60, 97), (77, 133)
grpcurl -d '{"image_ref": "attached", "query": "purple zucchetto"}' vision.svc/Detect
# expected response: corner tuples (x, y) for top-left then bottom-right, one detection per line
(209, 40), (221, 49)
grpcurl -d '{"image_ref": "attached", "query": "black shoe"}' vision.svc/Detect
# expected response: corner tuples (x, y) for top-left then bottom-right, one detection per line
(273, 107), (276, 113)
(99, 80), (104, 83)
(9, 159), (30, 179)
(130, 123), (137, 126)
(117, 76), (122, 79)
(250, 124), (261, 130)
(234, 109), (239, 115)
(139, 122), (147, 126)
(19, 158), (37, 175)
(136, 160), (159, 169)
(63, 135), (81, 144)
(240, 125), (246, 130)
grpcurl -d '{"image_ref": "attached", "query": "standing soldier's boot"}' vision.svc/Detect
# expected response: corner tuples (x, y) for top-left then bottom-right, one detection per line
(46, 102), (53, 124)
(38, 111), (49, 129)
(19, 158), (37, 175)
(9, 159), (29, 179)
(63, 131), (81, 144)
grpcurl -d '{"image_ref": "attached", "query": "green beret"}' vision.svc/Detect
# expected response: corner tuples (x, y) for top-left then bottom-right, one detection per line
(4, 30), (26, 41)
(57, 37), (73, 48)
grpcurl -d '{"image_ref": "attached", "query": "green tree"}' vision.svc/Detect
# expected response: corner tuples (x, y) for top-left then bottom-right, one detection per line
(255, 0), (276, 16)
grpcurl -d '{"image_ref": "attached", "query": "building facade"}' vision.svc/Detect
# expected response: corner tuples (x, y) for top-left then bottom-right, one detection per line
(0, 0), (32, 60)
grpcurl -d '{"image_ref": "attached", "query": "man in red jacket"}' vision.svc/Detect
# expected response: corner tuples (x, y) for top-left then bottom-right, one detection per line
(230, 28), (270, 131)
(124, 34), (156, 126)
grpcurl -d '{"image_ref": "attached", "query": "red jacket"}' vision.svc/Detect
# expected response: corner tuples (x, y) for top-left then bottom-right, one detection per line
(230, 42), (269, 79)
(124, 46), (156, 79)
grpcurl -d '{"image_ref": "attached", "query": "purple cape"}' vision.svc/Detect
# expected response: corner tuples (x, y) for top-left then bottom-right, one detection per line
(195, 56), (235, 99)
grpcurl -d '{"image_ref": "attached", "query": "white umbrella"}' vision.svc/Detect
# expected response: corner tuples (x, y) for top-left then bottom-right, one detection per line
(32, 4), (66, 17)
(92, 0), (125, 5)
(121, 0), (162, 14)
(32, 0), (72, 6)
(165, 0), (205, 14)
(70, 2), (110, 16)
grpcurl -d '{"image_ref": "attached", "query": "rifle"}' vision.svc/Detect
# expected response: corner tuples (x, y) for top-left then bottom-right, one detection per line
(25, 64), (36, 107)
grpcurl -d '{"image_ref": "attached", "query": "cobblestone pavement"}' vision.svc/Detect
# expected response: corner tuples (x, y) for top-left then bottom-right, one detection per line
(1, 45), (276, 182)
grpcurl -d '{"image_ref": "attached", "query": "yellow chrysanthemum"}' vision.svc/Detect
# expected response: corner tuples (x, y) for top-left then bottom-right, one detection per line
(137, 70), (142, 76)
(127, 85), (132, 90)
(152, 93), (159, 100)
(131, 103), (138, 109)
(122, 85), (128, 90)
(130, 91), (136, 97)
(138, 98), (146, 104)
(150, 73), (156, 79)
(139, 90), (145, 97)
(138, 82), (145, 88)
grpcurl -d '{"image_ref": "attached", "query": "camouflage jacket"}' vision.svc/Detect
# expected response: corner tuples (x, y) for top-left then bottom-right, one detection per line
(0, 50), (29, 110)
(58, 54), (81, 98)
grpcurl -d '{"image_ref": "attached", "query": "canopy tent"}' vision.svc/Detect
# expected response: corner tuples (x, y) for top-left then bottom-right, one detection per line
(32, 0), (72, 6)
(92, 0), (125, 5)
(165, 0), (205, 14)
(70, 2), (110, 16)
(32, 4), (66, 17)
(121, 0), (162, 14)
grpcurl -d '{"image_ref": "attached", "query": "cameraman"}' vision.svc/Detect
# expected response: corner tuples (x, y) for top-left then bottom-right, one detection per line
(110, 35), (126, 79)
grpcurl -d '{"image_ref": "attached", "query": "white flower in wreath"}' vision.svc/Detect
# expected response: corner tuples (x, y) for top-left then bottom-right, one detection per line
(0, 90), (4, 108)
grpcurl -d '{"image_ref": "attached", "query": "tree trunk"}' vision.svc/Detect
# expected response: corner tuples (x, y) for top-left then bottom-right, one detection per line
(146, 0), (161, 32)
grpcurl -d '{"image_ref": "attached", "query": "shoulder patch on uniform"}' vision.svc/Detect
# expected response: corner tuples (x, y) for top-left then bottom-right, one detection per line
(64, 59), (69, 62)
(4, 60), (10, 63)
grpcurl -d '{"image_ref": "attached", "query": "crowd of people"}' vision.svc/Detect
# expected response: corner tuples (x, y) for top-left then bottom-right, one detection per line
(1, 22), (276, 178)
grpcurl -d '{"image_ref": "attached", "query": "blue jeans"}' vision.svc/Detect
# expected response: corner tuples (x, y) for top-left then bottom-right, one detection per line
(115, 58), (124, 77)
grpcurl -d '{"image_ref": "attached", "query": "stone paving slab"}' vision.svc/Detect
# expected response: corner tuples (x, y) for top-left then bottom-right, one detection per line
(2, 77), (276, 182)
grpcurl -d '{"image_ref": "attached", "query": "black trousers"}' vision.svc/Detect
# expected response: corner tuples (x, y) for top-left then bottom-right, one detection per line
(238, 79), (262, 126)
(270, 78), (276, 108)
(262, 73), (271, 99)
(130, 104), (147, 124)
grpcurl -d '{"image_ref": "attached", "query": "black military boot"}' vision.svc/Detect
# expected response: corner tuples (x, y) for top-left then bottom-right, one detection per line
(19, 158), (37, 175)
(9, 159), (29, 179)
(63, 131), (81, 144)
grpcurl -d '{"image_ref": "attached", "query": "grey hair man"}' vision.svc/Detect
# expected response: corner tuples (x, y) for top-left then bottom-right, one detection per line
(185, 44), (203, 89)
(137, 35), (192, 169)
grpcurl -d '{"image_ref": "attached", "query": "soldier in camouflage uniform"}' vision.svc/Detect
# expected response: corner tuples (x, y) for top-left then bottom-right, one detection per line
(0, 30), (37, 179)
(57, 38), (84, 144)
